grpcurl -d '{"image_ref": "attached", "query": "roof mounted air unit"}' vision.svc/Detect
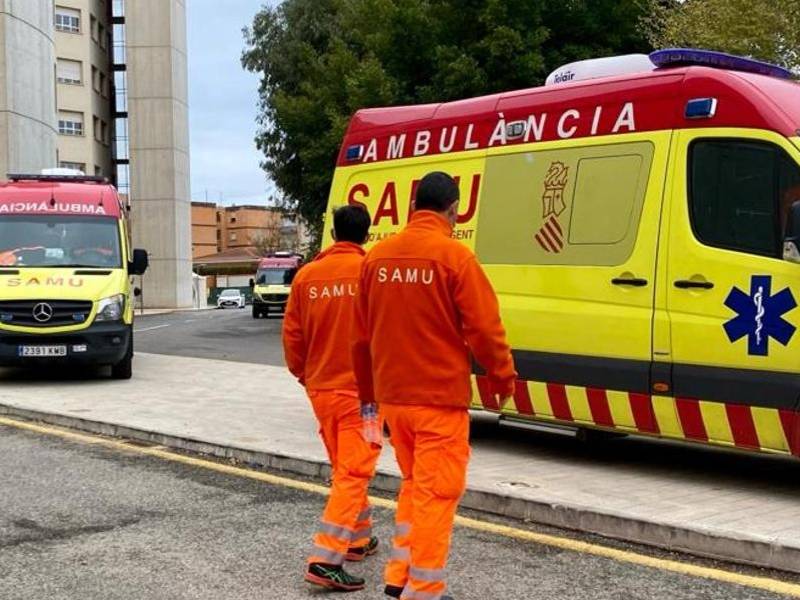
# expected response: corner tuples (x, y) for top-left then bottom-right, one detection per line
(545, 54), (656, 86)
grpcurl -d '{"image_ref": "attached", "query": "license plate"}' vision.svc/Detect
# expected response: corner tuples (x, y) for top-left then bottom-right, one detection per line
(18, 345), (67, 357)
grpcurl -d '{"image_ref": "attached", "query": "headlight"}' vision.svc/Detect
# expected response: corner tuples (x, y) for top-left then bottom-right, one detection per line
(95, 294), (125, 322)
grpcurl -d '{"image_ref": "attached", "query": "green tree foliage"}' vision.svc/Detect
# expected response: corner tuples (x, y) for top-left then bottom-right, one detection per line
(242, 0), (651, 250)
(645, 0), (800, 73)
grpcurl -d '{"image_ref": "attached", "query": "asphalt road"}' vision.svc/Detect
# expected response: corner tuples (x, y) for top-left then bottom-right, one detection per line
(2, 421), (797, 600)
(133, 308), (284, 366)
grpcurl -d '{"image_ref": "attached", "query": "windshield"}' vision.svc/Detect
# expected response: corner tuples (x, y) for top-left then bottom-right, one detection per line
(220, 289), (240, 297)
(0, 215), (122, 268)
(256, 268), (296, 285)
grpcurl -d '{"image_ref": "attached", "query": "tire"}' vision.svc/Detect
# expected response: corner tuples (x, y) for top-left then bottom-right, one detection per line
(111, 331), (133, 380)
(252, 306), (260, 318)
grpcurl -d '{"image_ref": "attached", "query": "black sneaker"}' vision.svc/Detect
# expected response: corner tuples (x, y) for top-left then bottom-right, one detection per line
(346, 536), (379, 561)
(384, 585), (453, 599)
(305, 563), (365, 592)
(384, 584), (403, 598)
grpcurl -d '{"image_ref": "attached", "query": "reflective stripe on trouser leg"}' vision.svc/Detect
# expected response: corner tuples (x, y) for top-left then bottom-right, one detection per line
(384, 483), (413, 586)
(308, 544), (347, 566)
(350, 502), (373, 548)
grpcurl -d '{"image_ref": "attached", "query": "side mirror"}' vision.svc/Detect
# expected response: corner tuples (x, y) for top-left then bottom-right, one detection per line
(249, 278), (255, 288)
(784, 201), (800, 263)
(129, 249), (149, 275)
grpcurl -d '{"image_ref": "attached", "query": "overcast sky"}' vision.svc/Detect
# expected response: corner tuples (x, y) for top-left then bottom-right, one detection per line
(187, 1), (275, 206)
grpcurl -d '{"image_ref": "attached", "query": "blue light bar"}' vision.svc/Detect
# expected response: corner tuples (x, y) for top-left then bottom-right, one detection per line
(685, 98), (717, 119)
(345, 145), (364, 161)
(650, 48), (793, 80)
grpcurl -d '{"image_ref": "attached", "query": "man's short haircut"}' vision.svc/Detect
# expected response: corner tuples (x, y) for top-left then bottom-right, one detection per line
(414, 172), (460, 212)
(333, 205), (371, 244)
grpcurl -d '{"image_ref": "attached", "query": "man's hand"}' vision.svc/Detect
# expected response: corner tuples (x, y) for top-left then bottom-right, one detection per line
(497, 394), (514, 411)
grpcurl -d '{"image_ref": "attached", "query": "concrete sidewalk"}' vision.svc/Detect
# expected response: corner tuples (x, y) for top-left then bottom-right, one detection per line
(2, 352), (799, 573)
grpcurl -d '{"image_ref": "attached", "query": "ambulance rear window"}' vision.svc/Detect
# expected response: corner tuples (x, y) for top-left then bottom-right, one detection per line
(690, 140), (800, 258)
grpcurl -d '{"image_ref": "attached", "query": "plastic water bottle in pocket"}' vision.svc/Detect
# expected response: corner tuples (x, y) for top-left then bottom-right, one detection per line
(361, 402), (382, 447)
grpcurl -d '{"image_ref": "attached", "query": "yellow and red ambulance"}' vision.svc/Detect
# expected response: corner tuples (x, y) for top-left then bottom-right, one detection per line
(251, 252), (303, 318)
(0, 172), (148, 379)
(323, 49), (800, 457)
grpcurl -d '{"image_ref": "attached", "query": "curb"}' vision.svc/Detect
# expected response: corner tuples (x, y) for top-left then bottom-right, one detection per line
(2, 402), (798, 575)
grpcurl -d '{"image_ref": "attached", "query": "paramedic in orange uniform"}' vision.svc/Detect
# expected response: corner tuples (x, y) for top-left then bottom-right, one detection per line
(283, 205), (381, 592)
(352, 172), (517, 600)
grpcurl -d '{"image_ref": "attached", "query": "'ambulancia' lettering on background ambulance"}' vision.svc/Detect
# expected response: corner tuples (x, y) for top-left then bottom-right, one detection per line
(324, 50), (800, 459)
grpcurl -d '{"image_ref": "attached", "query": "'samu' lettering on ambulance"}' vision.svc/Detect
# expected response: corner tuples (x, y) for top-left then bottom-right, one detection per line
(327, 50), (800, 459)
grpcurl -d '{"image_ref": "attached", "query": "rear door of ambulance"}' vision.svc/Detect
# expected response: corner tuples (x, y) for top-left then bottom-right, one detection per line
(659, 128), (800, 453)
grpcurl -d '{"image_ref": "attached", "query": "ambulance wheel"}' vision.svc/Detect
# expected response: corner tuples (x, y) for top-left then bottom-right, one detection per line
(111, 334), (134, 380)
(252, 306), (261, 318)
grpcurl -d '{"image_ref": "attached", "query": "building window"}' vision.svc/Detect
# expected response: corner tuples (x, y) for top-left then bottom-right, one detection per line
(58, 111), (84, 136)
(93, 116), (101, 141)
(90, 15), (98, 43)
(95, 166), (103, 177)
(690, 140), (800, 259)
(92, 65), (99, 92)
(55, 6), (80, 33)
(230, 233), (238, 242)
(56, 59), (82, 85)
(99, 23), (107, 49)
(230, 216), (237, 223)
(101, 120), (108, 145)
(100, 72), (108, 97)
(59, 161), (86, 173)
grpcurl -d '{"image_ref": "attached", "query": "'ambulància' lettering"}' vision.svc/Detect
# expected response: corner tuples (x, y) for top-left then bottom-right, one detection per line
(377, 267), (434, 285)
(0, 202), (107, 215)
(359, 102), (637, 163)
(308, 283), (358, 299)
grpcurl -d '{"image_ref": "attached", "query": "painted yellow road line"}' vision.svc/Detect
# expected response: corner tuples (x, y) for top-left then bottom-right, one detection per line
(3, 415), (799, 598)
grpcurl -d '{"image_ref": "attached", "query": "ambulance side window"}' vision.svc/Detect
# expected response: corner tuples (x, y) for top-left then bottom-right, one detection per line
(689, 140), (800, 258)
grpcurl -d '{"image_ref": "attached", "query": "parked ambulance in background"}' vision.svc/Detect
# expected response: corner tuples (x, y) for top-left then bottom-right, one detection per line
(323, 49), (800, 459)
(0, 171), (148, 379)
(250, 252), (303, 318)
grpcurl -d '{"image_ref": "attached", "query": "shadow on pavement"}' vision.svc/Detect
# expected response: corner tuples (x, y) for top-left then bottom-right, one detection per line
(469, 412), (800, 497)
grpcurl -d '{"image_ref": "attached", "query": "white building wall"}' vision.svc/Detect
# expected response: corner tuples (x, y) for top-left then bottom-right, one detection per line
(0, 0), (57, 176)
(127, 0), (192, 308)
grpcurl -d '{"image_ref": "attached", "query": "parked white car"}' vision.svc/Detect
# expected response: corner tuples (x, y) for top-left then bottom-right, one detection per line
(217, 289), (246, 309)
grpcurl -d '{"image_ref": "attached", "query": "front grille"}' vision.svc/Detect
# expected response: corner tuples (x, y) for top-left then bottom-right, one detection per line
(0, 300), (93, 328)
(265, 294), (288, 302)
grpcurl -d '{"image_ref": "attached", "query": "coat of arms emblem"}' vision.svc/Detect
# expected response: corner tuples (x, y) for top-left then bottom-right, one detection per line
(535, 161), (569, 253)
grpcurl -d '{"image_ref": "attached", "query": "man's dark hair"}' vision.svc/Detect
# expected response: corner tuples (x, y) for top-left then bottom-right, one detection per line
(333, 205), (371, 244)
(414, 171), (460, 212)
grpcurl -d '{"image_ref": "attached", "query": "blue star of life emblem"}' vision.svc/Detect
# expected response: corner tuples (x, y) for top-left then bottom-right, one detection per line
(723, 275), (797, 356)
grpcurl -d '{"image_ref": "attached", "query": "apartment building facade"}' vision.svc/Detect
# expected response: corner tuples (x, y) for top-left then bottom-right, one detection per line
(191, 202), (309, 259)
(54, 0), (114, 177)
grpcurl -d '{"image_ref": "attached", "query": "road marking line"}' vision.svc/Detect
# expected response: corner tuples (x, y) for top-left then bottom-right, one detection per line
(1, 415), (798, 597)
(134, 324), (170, 333)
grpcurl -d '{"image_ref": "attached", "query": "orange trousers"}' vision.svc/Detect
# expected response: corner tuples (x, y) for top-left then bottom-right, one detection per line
(382, 404), (470, 600)
(307, 390), (381, 566)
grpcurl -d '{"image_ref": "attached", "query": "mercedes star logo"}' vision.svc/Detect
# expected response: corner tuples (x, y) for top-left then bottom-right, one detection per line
(32, 302), (54, 323)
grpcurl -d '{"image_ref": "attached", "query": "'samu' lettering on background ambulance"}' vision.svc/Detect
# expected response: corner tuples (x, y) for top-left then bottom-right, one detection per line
(0, 172), (149, 379)
(324, 49), (800, 457)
